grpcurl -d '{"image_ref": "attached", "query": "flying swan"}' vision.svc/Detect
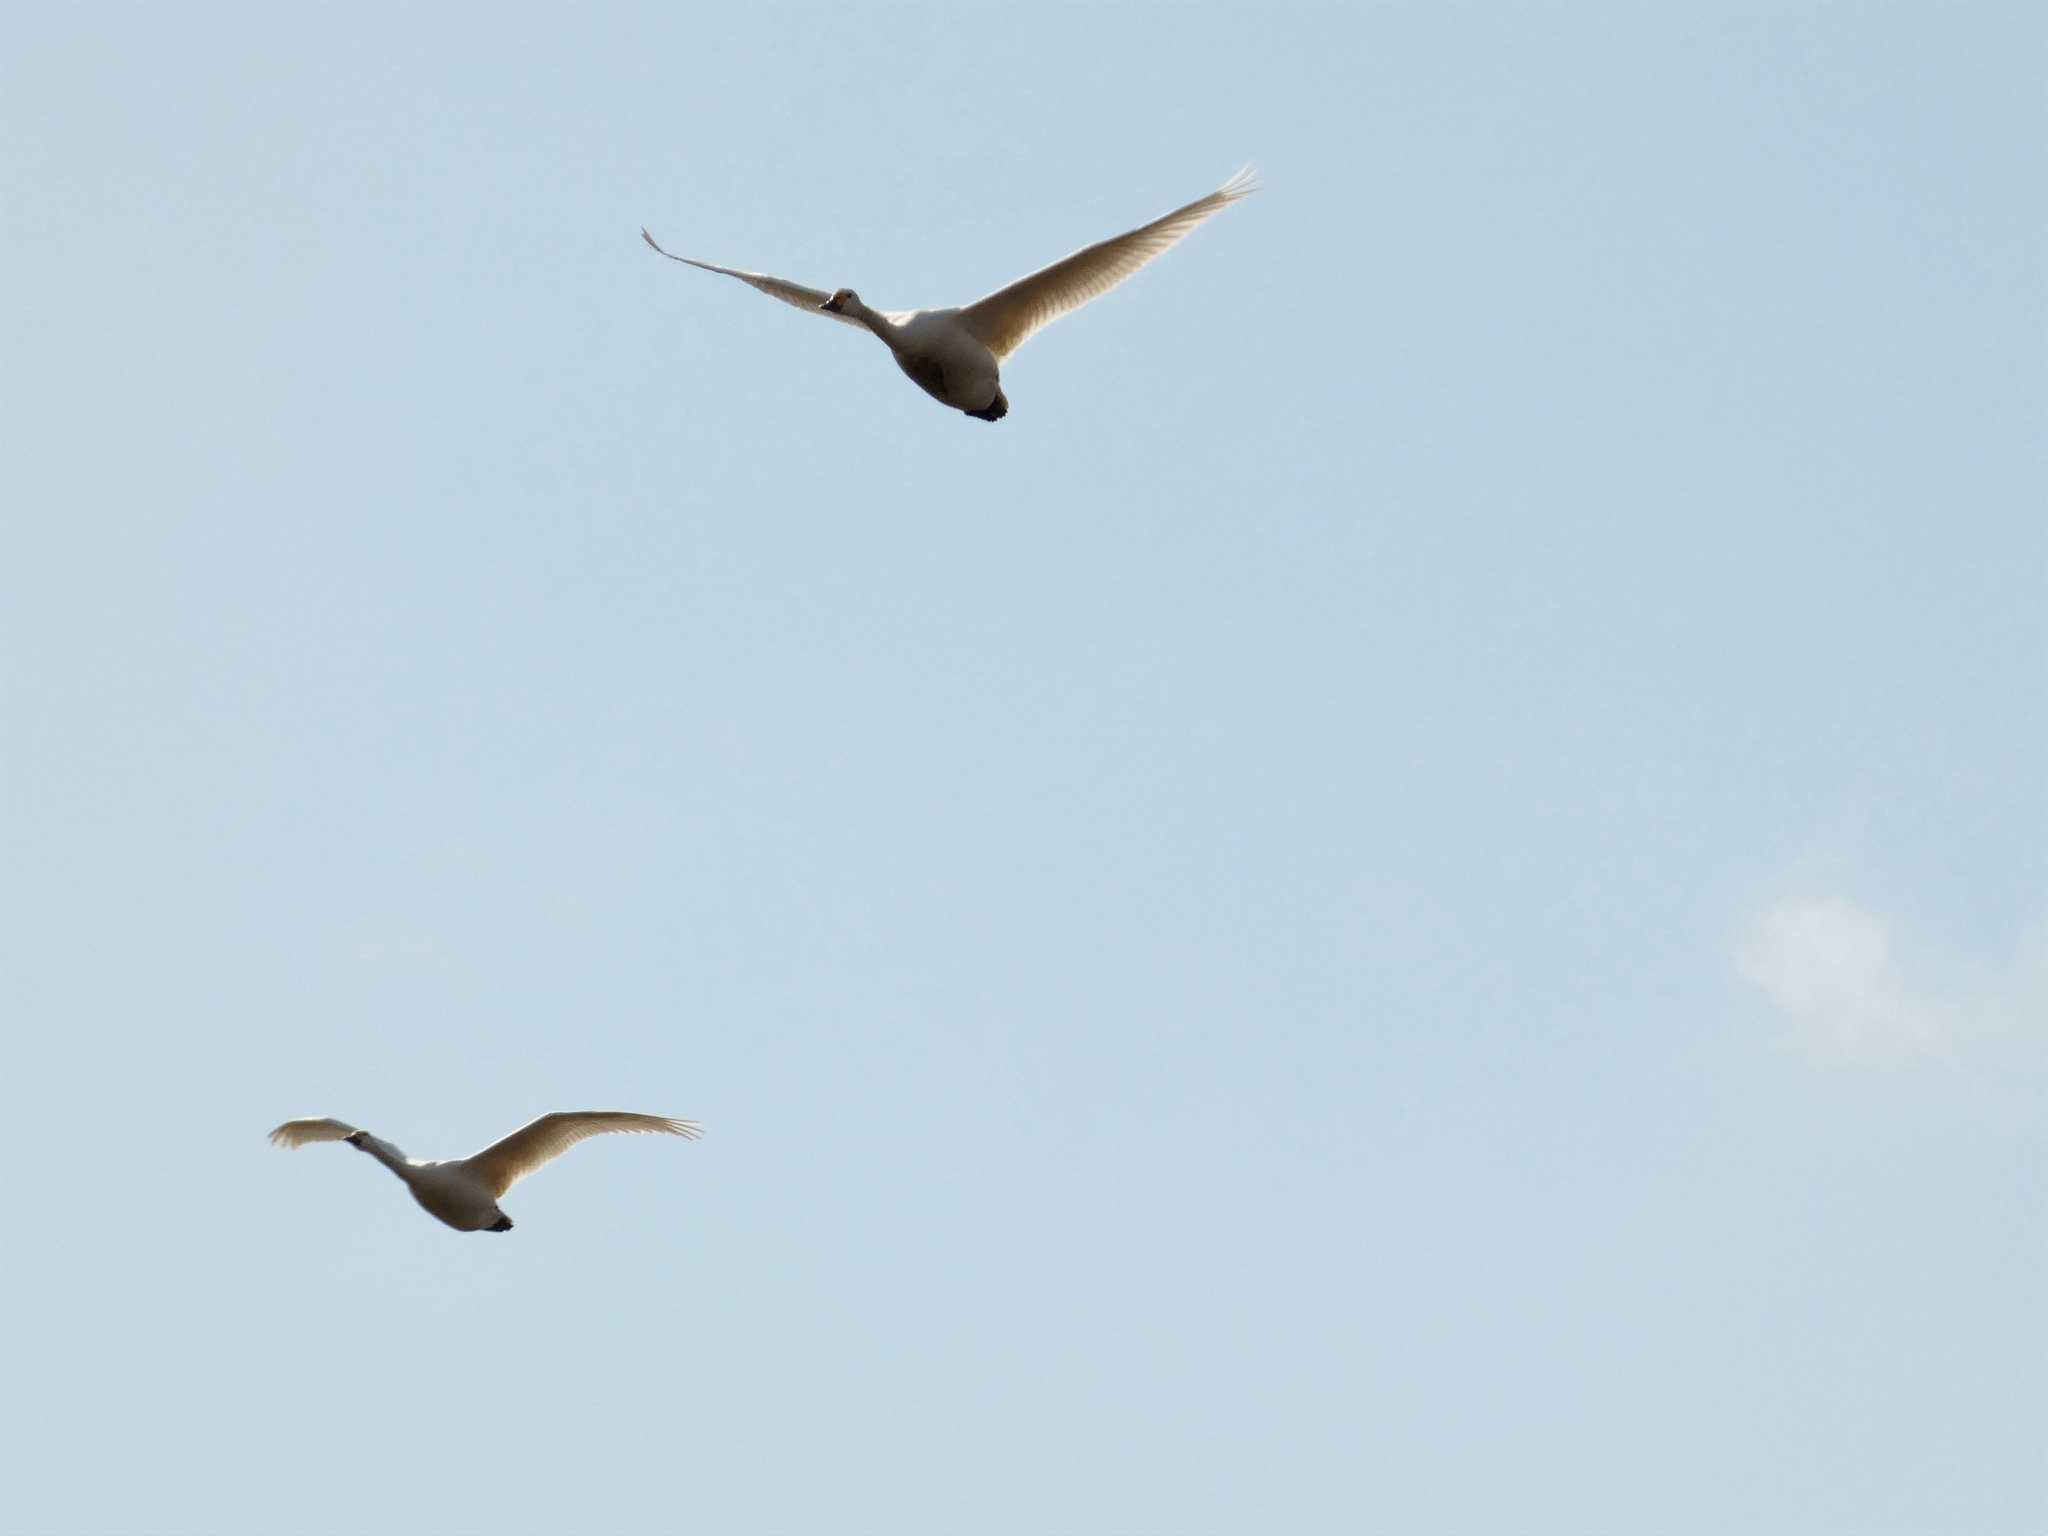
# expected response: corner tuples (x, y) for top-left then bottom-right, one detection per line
(641, 167), (1257, 421)
(268, 1111), (702, 1232)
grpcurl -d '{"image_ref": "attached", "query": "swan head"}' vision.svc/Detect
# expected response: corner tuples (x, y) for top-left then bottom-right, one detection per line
(821, 288), (859, 315)
(344, 1130), (367, 1149)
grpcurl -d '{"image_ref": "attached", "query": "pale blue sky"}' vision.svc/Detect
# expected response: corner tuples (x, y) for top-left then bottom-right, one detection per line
(3, 3), (2043, 1532)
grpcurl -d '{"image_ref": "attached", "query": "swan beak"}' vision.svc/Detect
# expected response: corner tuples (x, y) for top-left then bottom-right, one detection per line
(820, 296), (844, 314)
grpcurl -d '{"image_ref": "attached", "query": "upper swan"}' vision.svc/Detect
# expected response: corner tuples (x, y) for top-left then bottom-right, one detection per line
(269, 1110), (702, 1233)
(642, 167), (1257, 422)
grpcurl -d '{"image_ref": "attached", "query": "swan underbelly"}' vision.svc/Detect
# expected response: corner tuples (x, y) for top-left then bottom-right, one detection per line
(406, 1167), (504, 1232)
(889, 317), (1003, 415)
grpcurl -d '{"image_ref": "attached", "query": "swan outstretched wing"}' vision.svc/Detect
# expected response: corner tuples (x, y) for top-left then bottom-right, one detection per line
(957, 167), (1257, 361)
(462, 1111), (703, 1197)
(641, 230), (869, 329)
(269, 1117), (362, 1148)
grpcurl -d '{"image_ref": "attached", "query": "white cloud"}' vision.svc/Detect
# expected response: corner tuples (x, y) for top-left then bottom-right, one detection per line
(1733, 895), (2044, 1074)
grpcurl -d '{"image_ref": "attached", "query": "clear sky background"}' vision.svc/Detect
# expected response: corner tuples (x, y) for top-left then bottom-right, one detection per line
(3, 3), (2043, 1532)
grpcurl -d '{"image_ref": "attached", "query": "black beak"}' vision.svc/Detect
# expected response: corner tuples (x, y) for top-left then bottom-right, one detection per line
(821, 296), (844, 314)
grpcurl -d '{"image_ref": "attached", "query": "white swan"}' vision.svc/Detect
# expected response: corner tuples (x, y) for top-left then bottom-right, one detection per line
(641, 167), (1257, 421)
(269, 1111), (702, 1233)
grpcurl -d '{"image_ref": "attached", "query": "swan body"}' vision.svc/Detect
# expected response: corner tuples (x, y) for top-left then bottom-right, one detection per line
(269, 1111), (701, 1233)
(642, 167), (1256, 421)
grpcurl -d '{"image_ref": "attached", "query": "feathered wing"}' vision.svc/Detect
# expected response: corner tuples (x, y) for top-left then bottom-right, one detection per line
(641, 230), (869, 329)
(461, 1111), (703, 1198)
(956, 167), (1258, 362)
(268, 1117), (363, 1149)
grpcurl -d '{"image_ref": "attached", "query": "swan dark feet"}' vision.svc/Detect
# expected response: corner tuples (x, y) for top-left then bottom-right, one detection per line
(488, 1215), (514, 1232)
(966, 391), (1008, 422)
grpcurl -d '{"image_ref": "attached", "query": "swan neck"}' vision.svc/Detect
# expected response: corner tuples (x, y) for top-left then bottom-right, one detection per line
(849, 300), (898, 345)
(358, 1134), (416, 1181)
